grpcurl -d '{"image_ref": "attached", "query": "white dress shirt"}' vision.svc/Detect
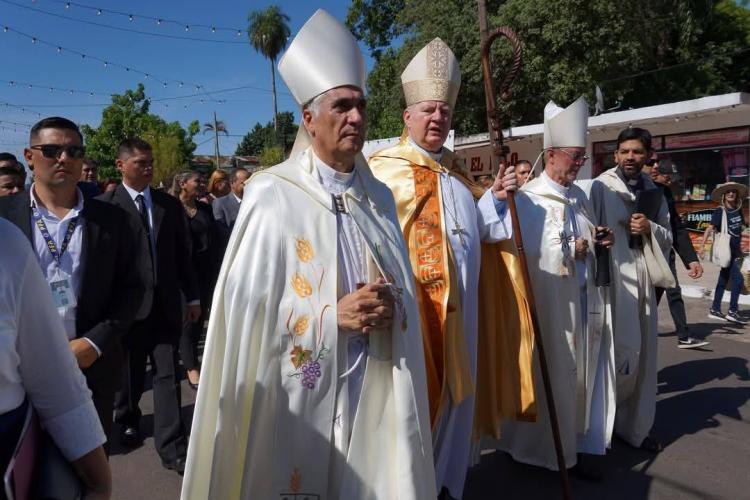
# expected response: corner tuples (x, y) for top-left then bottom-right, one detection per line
(28, 184), (101, 356)
(0, 219), (106, 460)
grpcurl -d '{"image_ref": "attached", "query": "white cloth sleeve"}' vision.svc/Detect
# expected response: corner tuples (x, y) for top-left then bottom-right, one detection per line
(16, 251), (106, 461)
(476, 188), (512, 242)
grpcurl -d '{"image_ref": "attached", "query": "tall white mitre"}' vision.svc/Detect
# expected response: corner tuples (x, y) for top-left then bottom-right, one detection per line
(543, 96), (589, 149)
(278, 9), (365, 154)
(401, 37), (461, 108)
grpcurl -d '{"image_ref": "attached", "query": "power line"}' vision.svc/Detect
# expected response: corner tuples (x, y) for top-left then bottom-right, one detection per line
(36, 0), (246, 35)
(0, 120), (32, 128)
(1, 0), (248, 44)
(0, 25), (211, 93)
(0, 80), (290, 101)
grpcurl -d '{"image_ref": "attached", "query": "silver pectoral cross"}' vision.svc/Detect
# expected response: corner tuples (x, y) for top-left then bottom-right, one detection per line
(452, 225), (468, 246)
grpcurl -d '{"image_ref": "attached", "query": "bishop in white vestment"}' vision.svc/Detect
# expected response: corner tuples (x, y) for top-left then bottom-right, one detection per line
(369, 38), (524, 499)
(590, 127), (673, 450)
(499, 98), (616, 471)
(181, 10), (435, 499)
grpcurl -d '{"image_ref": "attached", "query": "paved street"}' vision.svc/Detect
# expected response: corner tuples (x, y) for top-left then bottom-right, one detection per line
(109, 274), (750, 499)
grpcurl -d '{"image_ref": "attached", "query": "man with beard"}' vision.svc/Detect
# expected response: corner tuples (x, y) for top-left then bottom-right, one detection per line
(590, 127), (673, 452)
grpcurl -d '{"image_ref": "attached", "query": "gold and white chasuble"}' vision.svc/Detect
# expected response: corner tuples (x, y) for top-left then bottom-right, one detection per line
(369, 135), (536, 497)
(181, 147), (436, 499)
(498, 173), (616, 470)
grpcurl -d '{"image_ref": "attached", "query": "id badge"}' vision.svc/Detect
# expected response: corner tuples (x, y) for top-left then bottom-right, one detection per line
(49, 270), (77, 311)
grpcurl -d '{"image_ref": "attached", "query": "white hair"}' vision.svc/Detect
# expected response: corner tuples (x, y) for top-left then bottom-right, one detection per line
(304, 92), (327, 118)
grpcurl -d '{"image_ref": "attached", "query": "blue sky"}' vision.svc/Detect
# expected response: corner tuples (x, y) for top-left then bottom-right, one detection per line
(0, 0), (374, 162)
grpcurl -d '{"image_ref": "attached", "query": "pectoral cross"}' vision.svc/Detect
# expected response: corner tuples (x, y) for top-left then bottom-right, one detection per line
(452, 225), (468, 246)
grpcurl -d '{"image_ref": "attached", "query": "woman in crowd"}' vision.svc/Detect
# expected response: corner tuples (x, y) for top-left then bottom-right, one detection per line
(170, 171), (221, 389)
(201, 169), (230, 204)
(700, 181), (749, 324)
(99, 178), (119, 193)
(0, 219), (111, 500)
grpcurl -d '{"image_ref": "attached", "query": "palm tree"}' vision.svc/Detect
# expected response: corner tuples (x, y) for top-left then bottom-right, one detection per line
(203, 111), (229, 169)
(247, 5), (290, 132)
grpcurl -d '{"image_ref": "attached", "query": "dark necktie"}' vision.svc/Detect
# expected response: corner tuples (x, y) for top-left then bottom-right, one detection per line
(135, 194), (150, 233)
(136, 194), (156, 280)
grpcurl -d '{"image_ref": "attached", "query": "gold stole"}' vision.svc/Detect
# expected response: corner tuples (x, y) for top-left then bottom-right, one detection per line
(369, 133), (536, 435)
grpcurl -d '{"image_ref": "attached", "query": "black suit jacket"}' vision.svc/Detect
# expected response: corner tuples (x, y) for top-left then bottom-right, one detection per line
(656, 182), (699, 268)
(98, 185), (199, 340)
(0, 190), (146, 394)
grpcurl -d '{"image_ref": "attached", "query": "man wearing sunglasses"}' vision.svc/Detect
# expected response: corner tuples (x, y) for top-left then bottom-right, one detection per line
(0, 116), (146, 452)
(590, 127), (673, 454)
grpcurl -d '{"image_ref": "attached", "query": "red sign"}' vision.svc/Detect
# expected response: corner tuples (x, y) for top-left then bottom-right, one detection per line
(664, 127), (750, 150)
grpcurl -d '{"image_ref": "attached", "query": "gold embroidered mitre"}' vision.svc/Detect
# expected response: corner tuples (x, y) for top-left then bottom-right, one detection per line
(401, 38), (461, 109)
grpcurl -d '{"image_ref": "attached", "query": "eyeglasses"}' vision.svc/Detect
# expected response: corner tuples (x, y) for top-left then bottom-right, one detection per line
(30, 144), (86, 160)
(559, 149), (589, 164)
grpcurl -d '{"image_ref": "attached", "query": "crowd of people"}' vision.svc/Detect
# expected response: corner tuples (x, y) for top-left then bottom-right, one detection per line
(0, 8), (747, 500)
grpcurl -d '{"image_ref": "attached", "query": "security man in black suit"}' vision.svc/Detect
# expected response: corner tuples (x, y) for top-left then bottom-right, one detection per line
(0, 117), (146, 449)
(98, 137), (200, 474)
(648, 158), (708, 349)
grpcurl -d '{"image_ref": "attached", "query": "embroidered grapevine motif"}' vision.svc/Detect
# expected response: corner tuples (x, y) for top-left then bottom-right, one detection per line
(286, 237), (331, 390)
(279, 467), (321, 500)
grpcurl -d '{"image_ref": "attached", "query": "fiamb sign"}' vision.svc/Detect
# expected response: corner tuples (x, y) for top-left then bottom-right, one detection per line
(684, 209), (715, 233)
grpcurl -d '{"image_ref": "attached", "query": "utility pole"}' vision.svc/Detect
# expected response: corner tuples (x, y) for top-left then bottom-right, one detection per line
(213, 110), (220, 169)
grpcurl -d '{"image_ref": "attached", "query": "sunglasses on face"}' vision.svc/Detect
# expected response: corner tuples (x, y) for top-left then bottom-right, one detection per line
(30, 144), (86, 160)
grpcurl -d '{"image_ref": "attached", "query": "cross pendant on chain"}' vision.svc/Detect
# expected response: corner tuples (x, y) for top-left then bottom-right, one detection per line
(452, 225), (468, 246)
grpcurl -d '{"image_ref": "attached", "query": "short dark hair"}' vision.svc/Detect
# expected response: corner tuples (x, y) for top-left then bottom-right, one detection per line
(229, 167), (249, 183)
(30, 116), (83, 143)
(616, 127), (652, 151)
(516, 160), (532, 169)
(0, 166), (23, 178)
(0, 152), (19, 164)
(117, 138), (152, 159)
(82, 158), (99, 169)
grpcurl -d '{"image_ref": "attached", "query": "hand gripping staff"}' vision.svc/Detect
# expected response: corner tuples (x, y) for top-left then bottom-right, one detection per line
(478, 14), (574, 500)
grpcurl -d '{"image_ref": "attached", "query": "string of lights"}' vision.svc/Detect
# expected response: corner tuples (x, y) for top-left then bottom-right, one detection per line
(34, 0), (246, 36)
(1, 25), (211, 92)
(1, 79), (112, 97)
(0, 120), (32, 128)
(0, 102), (42, 117)
(1, 0), (248, 44)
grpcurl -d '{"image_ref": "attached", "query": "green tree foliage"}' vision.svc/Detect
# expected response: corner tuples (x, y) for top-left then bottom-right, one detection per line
(259, 145), (285, 166)
(248, 5), (291, 131)
(81, 84), (199, 184)
(348, 0), (750, 139)
(235, 111), (298, 156)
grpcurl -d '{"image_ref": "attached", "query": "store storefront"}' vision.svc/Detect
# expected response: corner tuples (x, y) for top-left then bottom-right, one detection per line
(452, 92), (749, 252)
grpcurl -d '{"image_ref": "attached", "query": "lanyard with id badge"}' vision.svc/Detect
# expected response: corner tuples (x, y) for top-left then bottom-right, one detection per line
(32, 203), (79, 312)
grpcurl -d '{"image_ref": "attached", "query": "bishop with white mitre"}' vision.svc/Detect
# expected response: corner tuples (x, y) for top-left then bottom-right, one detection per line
(181, 10), (436, 500)
(498, 97), (616, 472)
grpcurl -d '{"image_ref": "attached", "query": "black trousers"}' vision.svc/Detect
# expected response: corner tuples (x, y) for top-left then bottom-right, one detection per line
(90, 389), (114, 456)
(178, 309), (204, 371)
(655, 250), (689, 339)
(114, 317), (186, 463)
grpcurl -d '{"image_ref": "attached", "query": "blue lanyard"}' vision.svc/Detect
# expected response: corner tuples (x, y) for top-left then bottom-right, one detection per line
(31, 203), (79, 264)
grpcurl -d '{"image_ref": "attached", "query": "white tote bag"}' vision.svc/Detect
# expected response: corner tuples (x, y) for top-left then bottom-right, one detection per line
(711, 208), (732, 268)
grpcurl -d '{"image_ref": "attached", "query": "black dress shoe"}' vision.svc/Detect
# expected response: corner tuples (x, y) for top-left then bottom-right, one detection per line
(570, 462), (603, 482)
(120, 426), (142, 448)
(162, 457), (186, 475)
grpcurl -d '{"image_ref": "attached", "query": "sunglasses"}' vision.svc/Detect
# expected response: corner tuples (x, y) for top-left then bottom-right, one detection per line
(30, 144), (86, 160)
(645, 159), (657, 167)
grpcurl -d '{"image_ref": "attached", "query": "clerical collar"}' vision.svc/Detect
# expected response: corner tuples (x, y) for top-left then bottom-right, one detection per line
(407, 136), (443, 162)
(541, 170), (570, 198)
(615, 166), (644, 193)
(313, 152), (356, 195)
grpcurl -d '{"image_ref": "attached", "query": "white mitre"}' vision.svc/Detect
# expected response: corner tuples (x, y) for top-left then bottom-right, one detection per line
(401, 37), (461, 109)
(278, 9), (365, 155)
(543, 96), (588, 149)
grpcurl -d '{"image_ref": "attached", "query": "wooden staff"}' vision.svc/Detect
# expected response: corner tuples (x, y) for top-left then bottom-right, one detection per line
(478, 19), (574, 500)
